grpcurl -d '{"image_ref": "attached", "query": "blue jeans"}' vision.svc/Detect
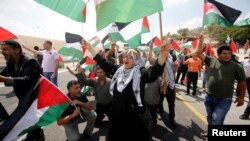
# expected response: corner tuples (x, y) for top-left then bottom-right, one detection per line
(204, 95), (232, 125)
(43, 72), (57, 86)
(202, 72), (208, 88)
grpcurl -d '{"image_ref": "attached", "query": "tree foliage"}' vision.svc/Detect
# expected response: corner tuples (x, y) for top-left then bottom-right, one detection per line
(165, 25), (250, 45)
(177, 28), (189, 38)
(220, 26), (250, 44)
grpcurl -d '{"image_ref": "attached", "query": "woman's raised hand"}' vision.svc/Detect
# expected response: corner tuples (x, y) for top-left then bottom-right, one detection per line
(158, 32), (171, 66)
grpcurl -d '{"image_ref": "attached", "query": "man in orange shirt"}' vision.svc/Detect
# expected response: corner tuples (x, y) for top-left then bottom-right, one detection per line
(184, 53), (202, 96)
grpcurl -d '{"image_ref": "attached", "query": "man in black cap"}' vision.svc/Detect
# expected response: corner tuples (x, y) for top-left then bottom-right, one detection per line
(0, 40), (44, 141)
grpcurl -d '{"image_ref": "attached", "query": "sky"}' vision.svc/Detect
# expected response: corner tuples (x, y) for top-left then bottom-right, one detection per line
(0, 0), (250, 43)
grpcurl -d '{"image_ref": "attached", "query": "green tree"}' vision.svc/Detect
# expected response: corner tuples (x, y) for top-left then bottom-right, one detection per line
(177, 28), (189, 38)
(204, 24), (225, 41)
(188, 27), (203, 37)
(219, 26), (250, 44)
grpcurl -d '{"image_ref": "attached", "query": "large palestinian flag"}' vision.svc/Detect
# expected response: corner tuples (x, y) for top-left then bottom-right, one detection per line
(203, 0), (241, 27)
(94, 0), (163, 31)
(0, 76), (70, 141)
(0, 27), (17, 42)
(34, 0), (87, 22)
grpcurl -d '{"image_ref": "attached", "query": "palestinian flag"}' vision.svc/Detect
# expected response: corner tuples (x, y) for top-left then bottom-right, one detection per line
(230, 40), (237, 53)
(191, 38), (198, 48)
(141, 17), (150, 33)
(154, 37), (161, 53)
(121, 17), (150, 49)
(0, 27), (17, 42)
(81, 56), (95, 71)
(94, 0), (163, 31)
(234, 17), (250, 26)
(101, 37), (112, 49)
(34, 0), (87, 22)
(0, 76), (70, 141)
(81, 86), (91, 95)
(80, 70), (95, 96)
(88, 36), (101, 48)
(58, 32), (84, 61)
(108, 24), (125, 42)
(205, 43), (214, 56)
(203, 0), (241, 27)
(183, 38), (198, 49)
(146, 36), (161, 53)
(52, 47), (64, 62)
(226, 34), (231, 43)
(171, 39), (181, 51)
(100, 22), (129, 49)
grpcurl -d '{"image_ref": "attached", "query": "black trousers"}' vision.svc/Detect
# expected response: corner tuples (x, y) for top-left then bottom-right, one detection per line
(95, 103), (112, 124)
(158, 86), (176, 120)
(175, 65), (188, 83)
(147, 104), (158, 125)
(0, 102), (9, 122)
(187, 72), (198, 95)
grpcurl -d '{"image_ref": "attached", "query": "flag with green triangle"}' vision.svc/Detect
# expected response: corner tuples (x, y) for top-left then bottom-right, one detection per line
(147, 36), (161, 53)
(34, 0), (87, 22)
(203, 0), (241, 27)
(0, 27), (17, 42)
(121, 17), (150, 49)
(103, 38), (112, 49)
(0, 76), (70, 141)
(230, 39), (237, 53)
(58, 32), (84, 61)
(108, 24), (126, 42)
(80, 56), (95, 71)
(171, 39), (181, 51)
(88, 36), (101, 48)
(94, 0), (163, 31)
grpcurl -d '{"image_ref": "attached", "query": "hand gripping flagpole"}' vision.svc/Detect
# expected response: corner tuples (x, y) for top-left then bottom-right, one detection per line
(158, 12), (168, 95)
(39, 75), (84, 119)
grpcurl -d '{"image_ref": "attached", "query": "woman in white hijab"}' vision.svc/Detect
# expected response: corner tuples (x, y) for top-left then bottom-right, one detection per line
(83, 40), (170, 141)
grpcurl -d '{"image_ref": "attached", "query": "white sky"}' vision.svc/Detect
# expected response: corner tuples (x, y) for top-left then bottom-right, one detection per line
(0, 0), (249, 42)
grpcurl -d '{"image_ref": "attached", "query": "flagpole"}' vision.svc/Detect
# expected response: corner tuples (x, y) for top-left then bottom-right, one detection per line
(158, 12), (163, 41)
(158, 12), (167, 95)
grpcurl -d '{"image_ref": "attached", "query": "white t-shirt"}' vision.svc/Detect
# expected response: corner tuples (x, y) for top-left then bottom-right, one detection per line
(40, 49), (59, 72)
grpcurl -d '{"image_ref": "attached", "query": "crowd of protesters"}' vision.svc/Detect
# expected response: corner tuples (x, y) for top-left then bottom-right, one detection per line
(1, 36), (250, 141)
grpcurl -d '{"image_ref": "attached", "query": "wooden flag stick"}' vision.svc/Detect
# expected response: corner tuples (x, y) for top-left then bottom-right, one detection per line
(158, 12), (168, 95)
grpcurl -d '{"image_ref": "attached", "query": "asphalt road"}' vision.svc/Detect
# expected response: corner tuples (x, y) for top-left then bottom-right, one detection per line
(0, 69), (249, 141)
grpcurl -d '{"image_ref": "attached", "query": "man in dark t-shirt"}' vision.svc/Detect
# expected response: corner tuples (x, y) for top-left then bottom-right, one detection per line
(33, 46), (43, 66)
(57, 80), (96, 141)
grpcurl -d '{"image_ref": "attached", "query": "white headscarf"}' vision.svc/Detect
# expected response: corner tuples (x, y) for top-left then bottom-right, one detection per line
(109, 60), (143, 106)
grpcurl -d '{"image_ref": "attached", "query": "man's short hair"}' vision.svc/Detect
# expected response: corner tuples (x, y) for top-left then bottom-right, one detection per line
(217, 44), (231, 55)
(44, 40), (52, 46)
(0, 39), (22, 53)
(67, 80), (80, 90)
(95, 65), (104, 73)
